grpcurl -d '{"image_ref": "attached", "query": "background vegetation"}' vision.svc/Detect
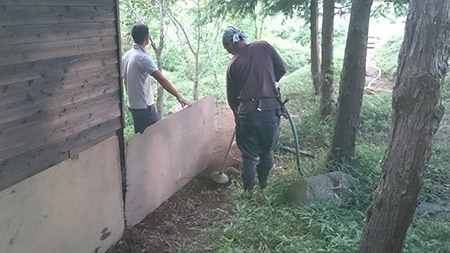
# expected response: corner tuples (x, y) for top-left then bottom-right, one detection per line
(120, 2), (450, 251)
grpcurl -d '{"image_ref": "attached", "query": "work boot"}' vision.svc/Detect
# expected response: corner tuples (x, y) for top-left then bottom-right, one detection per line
(258, 176), (268, 189)
(256, 164), (269, 189)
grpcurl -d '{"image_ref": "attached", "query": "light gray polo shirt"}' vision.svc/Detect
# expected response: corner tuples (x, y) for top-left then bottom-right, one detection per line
(122, 44), (159, 109)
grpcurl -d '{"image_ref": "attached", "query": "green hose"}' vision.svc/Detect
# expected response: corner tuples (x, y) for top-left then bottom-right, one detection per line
(284, 106), (301, 172)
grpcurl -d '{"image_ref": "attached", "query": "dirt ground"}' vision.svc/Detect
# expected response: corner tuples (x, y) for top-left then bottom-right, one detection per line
(107, 106), (240, 253)
(365, 59), (395, 93)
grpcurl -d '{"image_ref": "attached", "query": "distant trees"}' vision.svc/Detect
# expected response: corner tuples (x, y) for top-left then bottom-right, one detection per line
(319, 0), (335, 118)
(166, 0), (224, 101)
(358, 0), (450, 251)
(165, 1), (203, 101)
(152, 0), (167, 118)
(207, 0), (330, 95)
(310, 0), (320, 95)
(328, 0), (373, 164)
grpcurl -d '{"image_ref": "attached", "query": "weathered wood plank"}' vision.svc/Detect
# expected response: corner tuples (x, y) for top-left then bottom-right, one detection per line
(0, 63), (119, 104)
(0, 97), (121, 161)
(0, 50), (118, 86)
(0, 21), (117, 46)
(0, 91), (120, 132)
(0, 75), (120, 126)
(0, 118), (121, 191)
(0, 36), (117, 66)
(0, 5), (116, 26)
(0, 94), (120, 151)
(0, 0), (115, 6)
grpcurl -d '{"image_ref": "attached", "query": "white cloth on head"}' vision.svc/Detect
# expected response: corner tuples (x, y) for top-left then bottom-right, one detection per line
(222, 26), (249, 44)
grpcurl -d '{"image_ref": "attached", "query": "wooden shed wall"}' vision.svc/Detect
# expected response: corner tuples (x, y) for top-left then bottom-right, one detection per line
(0, 0), (124, 190)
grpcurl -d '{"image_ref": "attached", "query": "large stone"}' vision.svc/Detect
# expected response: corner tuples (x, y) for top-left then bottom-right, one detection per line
(287, 171), (355, 206)
(0, 137), (124, 253)
(417, 201), (448, 215)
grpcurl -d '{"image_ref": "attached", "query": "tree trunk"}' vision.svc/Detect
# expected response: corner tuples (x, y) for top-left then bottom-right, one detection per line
(156, 0), (165, 118)
(320, 0), (335, 119)
(310, 0), (320, 95)
(193, 0), (201, 102)
(194, 53), (199, 101)
(328, 0), (373, 164)
(156, 53), (165, 118)
(358, 1), (450, 252)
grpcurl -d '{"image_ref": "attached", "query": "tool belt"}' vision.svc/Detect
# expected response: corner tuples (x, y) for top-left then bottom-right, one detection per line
(237, 97), (280, 115)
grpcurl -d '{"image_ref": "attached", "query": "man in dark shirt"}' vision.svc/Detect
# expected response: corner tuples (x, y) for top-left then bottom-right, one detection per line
(223, 26), (286, 191)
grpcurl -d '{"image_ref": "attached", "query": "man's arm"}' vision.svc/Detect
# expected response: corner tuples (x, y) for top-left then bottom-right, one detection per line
(226, 70), (239, 113)
(151, 70), (192, 107)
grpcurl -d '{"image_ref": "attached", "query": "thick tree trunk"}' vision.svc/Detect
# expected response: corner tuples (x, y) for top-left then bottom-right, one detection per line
(310, 0), (320, 95)
(328, 0), (373, 164)
(358, 1), (450, 252)
(320, 0), (335, 118)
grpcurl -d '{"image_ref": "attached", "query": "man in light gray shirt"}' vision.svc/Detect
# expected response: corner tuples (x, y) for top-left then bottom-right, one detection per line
(123, 24), (191, 134)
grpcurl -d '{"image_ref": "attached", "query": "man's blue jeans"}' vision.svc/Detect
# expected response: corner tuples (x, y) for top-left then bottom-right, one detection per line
(129, 104), (160, 134)
(235, 110), (280, 191)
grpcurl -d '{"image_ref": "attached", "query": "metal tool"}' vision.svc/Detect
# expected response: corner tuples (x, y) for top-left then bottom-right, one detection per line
(210, 129), (236, 184)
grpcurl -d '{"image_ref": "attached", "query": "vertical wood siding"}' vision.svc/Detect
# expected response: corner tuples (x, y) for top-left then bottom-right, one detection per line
(0, 0), (123, 190)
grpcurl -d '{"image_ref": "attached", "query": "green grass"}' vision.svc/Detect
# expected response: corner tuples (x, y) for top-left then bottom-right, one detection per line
(176, 71), (450, 252)
(121, 23), (450, 251)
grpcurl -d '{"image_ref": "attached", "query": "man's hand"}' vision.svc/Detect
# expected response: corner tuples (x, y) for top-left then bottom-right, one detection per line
(177, 95), (192, 108)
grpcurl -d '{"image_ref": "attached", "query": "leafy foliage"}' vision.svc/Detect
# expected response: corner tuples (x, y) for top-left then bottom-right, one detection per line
(119, 3), (449, 251)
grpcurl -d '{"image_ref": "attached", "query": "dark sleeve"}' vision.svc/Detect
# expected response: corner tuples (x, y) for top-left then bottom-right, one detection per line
(267, 43), (286, 82)
(226, 68), (239, 113)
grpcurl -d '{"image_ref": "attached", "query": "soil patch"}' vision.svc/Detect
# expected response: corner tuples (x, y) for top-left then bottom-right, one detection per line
(365, 60), (395, 93)
(107, 106), (240, 253)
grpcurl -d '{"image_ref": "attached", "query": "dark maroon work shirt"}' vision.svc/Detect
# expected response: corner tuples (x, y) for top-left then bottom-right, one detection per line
(226, 40), (286, 114)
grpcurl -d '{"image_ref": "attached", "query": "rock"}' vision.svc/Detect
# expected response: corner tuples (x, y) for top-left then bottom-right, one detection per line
(417, 201), (447, 215)
(287, 172), (355, 206)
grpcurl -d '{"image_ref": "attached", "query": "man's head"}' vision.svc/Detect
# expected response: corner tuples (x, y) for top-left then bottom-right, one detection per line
(132, 24), (150, 47)
(222, 26), (249, 55)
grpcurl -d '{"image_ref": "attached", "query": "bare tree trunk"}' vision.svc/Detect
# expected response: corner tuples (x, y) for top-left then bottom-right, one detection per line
(155, 0), (165, 118)
(194, 25), (200, 101)
(199, 18), (223, 86)
(320, 0), (335, 118)
(310, 0), (320, 95)
(193, 0), (201, 101)
(358, 1), (450, 252)
(328, 0), (373, 164)
(165, 3), (201, 102)
(156, 54), (164, 117)
(253, 13), (259, 40)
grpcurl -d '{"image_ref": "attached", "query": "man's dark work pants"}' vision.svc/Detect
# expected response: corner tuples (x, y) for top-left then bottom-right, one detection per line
(235, 110), (280, 191)
(129, 104), (160, 134)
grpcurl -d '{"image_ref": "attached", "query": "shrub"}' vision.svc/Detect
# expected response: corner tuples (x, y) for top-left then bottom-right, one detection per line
(272, 43), (311, 73)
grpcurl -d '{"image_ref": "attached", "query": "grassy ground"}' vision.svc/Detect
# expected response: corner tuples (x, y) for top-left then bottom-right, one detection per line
(120, 34), (450, 252)
(174, 64), (450, 252)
